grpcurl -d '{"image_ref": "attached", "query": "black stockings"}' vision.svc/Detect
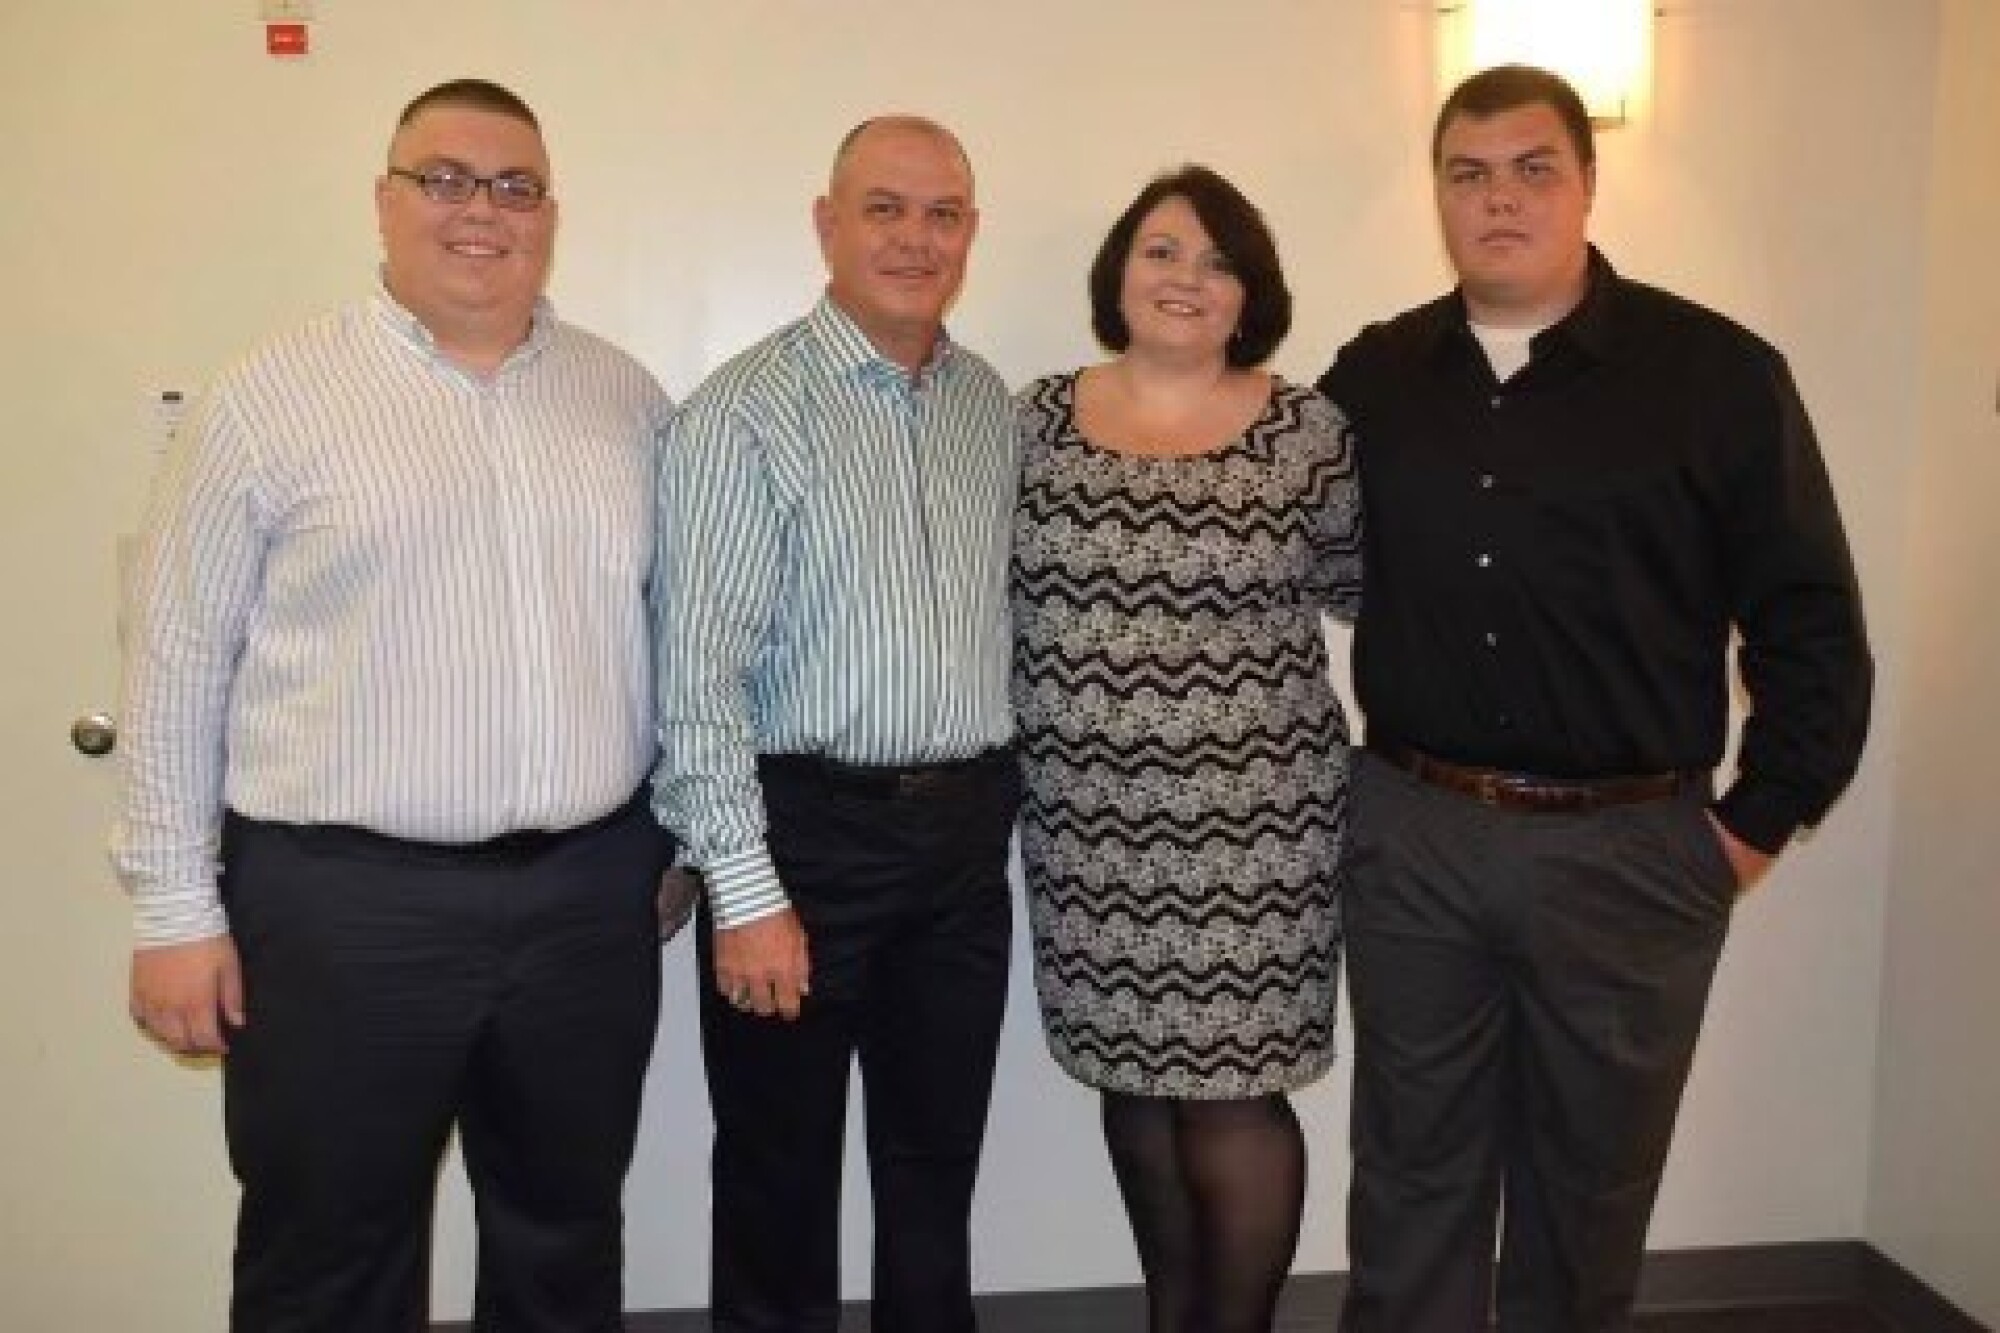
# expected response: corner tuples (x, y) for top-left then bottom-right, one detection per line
(1100, 1090), (1307, 1333)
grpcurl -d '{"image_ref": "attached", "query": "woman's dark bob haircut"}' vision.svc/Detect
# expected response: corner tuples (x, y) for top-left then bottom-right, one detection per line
(1088, 165), (1291, 368)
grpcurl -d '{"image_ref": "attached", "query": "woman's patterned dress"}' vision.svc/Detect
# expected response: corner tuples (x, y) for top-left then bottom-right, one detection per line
(1013, 372), (1363, 1097)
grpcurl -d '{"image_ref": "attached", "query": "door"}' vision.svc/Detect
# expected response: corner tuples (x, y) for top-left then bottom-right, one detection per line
(0, 10), (363, 1328)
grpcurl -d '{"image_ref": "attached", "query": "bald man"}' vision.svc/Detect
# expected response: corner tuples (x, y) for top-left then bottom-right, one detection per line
(652, 116), (1019, 1332)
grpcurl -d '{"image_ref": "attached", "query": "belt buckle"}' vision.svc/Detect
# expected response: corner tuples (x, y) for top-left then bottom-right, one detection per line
(1470, 770), (1506, 805)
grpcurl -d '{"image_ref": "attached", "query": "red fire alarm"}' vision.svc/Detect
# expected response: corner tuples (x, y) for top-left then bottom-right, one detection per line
(266, 22), (309, 57)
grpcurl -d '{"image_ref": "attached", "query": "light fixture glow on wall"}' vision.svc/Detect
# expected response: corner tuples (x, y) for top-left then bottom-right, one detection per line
(1438, 0), (1656, 127)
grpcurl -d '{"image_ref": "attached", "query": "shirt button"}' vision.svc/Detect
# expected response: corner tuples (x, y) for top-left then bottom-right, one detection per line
(1489, 395), (1503, 408)
(1476, 553), (1493, 568)
(1484, 632), (1499, 647)
(1479, 473), (1496, 490)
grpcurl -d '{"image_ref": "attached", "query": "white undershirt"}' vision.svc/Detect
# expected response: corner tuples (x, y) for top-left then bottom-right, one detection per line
(1469, 320), (1545, 383)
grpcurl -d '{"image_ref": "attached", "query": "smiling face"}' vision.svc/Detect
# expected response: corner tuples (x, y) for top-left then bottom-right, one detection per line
(814, 118), (977, 371)
(1117, 193), (1245, 365)
(375, 104), (555, 359)
(1434, 99), (1594, 327)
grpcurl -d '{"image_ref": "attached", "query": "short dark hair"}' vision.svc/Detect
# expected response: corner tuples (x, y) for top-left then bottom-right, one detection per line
(395, 78), (540, 134)
(1088, 165), (1291, 367)
(1431, 64), (1595, 172)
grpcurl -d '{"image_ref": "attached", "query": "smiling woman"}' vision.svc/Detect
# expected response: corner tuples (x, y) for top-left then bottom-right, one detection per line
(1012, 164), (1361, 1333)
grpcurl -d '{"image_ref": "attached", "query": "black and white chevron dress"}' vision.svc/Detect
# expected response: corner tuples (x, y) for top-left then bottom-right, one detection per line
(1012, 372), (1363, 1099)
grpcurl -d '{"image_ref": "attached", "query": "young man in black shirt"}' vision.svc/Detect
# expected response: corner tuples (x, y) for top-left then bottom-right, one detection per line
(1319, 64), (1872, 1333)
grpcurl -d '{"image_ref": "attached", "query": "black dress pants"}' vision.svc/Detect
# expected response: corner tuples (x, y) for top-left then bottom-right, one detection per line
(699, 752), (1020, 1333)
(219, 799), (669, 1333)
(1340, 752), (1737, 1333)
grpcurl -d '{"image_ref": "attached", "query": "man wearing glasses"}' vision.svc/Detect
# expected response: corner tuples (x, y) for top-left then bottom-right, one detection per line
(116, 79), (673, 1330)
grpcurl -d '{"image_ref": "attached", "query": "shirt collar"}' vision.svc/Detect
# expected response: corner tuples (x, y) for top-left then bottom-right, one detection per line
(368, 268), (556, 372)
(806, 293), (958, 389)
(1547, 246), (1621, 360)
(1422, 245), (1623, 368)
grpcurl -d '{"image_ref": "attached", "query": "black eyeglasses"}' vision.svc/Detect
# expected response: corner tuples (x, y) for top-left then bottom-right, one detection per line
(388, 165), (549, 212)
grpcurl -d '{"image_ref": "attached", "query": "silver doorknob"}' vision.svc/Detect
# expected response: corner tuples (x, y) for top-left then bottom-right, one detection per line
(71, 712), (118, 757)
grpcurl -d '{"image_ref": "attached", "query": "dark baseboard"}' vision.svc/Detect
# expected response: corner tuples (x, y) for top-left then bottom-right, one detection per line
(1638, 1240), (1872, 1312)
(1858, 1244), (1991, 1333)
(442, 1239), (1990, 1331)
(1631, 1241), (1985, 1331)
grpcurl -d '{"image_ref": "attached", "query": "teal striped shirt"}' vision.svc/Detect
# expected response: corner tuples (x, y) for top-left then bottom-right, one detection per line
(652, 297), (1017, 927)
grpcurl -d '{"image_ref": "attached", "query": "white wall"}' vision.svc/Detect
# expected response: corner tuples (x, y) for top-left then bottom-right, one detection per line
(1866, 0), (2000, 1323)
(0, 2), (1963, 1328)
(1586, 0), (1921, 1249)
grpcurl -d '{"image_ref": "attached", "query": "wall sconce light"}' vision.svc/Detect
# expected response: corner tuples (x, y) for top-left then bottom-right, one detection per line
(1438, 0), (1656, 127)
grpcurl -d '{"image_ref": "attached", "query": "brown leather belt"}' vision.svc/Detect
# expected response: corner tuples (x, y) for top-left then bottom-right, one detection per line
(1369, 741), (1694, 813)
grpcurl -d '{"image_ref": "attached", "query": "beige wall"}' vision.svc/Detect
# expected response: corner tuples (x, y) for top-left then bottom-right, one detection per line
(1866, 0), (2000, 1323)
(0, 1), (1980, 1328)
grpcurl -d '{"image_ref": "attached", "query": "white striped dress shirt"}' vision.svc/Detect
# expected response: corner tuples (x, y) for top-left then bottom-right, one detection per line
(652, 297), (1017, 928)
(114, 283), (671, 946)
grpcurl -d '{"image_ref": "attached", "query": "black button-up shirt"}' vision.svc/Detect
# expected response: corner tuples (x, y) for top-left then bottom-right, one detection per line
(1319, 250), (1871, 852)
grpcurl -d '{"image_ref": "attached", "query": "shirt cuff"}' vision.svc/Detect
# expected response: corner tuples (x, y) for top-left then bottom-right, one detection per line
(703, 845), (791, 930)
(131, 884), (230, 948)
(1712, 776), (1804, 856)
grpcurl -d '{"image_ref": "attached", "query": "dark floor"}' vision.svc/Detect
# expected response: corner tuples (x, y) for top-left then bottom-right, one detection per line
(447, 1239), (1977, 1332)
(1636, 1307), (1892, 1332)
(611, 1299), (1898, 1332)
